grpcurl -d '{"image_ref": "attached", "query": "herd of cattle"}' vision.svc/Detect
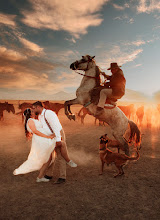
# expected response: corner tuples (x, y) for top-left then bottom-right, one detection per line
(0, 101), (160, 128)
(0, 101), (64, 122)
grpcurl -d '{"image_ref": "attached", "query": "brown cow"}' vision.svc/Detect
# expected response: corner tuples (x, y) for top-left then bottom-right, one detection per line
(18, 102), (33, 122)
(43, 101), (64, 115)
(145, 108), (152, 128)
(118, 104), (135, 119)
(136, 106), (144, 126)
(0, 102), (15, 120)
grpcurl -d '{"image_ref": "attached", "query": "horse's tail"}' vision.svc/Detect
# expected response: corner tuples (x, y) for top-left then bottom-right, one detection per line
(128, 120), (141, 146)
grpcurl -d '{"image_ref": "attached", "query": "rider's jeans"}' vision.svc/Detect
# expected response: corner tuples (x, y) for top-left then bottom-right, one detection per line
(97, 88), (113, 108)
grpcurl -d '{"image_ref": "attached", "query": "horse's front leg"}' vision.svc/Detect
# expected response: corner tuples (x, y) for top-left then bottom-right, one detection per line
(64, 98), (79, 120)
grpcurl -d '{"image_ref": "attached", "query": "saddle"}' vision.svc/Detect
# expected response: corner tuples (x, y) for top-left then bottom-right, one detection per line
(90, 86), (117, 107)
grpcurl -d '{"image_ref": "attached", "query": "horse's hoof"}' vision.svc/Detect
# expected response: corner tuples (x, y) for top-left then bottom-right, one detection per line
(67, 115), (72, 120)
(72, 115), (76, 121)
(69, 115), (73, 120)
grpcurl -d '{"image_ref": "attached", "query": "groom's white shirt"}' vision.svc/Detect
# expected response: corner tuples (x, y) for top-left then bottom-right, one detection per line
(38, 108), (62, 142)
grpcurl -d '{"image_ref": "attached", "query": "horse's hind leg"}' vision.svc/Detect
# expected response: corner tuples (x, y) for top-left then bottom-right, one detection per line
(113, 134), (129, 156)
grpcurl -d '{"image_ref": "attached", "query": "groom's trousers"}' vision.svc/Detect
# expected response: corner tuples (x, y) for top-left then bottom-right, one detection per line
(45, 142), (66, 179)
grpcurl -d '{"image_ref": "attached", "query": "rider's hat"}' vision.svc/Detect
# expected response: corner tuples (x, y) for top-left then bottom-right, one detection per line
(107, 63), (121, 70)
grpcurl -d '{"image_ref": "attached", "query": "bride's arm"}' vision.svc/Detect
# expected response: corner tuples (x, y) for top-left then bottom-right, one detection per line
(28, 120), (55, 139)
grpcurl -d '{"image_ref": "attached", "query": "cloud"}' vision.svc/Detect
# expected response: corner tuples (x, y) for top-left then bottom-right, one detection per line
(98, 45), (143, 68)
(0, 46), (56, 72)
(0, 46), (27, 61)
(124, 40), (146, 46)
(21, 0), (109, 38)
(122, 38), (155, 48)
(128, 18), (134, 24)
(113, 1), (160, 15)
(0, 69), (80, 94)
(50, 49), (80, 63)
(135, 63), (142, 67)
(114, 48), (143, 65)
(65, 37), (76, 44)
(113, 3), (129, 11)
(0, 21), (45, 57)
(153, 25), (160, 30)
(127, 63), (143, 69)
(0, 45), (58, 91)
(154, 14), (160, 19)
(137, 0), (160, 13)
(0, 12), (17, 27)
(0, 45), (81, 96)
(114, 15), (134, 24)
(132, 40), (146, 46)
(18, 37), (44, 53)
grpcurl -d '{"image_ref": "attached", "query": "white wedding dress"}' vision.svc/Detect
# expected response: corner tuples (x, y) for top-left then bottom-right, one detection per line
(13, 118), (56, 175)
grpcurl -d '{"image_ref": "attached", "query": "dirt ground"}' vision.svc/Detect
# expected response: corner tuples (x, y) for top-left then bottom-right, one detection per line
(0, 101), (160, 220)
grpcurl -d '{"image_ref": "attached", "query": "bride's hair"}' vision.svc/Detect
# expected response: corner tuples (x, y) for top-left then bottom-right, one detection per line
(24, 108), (32, 138)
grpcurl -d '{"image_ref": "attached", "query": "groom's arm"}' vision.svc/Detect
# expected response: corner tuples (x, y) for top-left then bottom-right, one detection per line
(45, 110), (62, 142)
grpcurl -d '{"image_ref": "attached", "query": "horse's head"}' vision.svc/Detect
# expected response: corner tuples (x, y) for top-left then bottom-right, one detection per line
(43, 101), (50, 109)
(19, 103), (22, 109)
(9, 104), (15, 114)
(70, 55), (95, 71)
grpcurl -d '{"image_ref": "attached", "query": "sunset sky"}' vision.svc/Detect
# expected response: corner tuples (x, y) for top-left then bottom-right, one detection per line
(0, 0), (160, 100)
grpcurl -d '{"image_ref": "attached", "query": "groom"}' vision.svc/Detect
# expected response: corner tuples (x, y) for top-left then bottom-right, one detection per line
(32, 101), (76, 184)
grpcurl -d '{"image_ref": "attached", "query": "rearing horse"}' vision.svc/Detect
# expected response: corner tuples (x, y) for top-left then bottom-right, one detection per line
(64, 55), (141, 155)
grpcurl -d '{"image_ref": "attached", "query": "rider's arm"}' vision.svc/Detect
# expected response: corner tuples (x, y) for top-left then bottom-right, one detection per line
(102, 72), (111, 80)
(28, 119), (54, 139)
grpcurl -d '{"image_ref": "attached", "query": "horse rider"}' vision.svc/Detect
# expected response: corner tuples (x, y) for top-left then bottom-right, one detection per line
(96, 62), (126, 115)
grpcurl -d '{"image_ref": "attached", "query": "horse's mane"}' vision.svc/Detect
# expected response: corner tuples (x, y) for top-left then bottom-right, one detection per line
(95, 65), (101, 87)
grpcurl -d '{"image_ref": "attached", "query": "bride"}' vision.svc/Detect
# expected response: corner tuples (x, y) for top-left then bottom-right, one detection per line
(13, 108), (77, 182)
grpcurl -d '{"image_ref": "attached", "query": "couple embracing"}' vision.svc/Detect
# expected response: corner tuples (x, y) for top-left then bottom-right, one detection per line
(13, 101), (77, 184)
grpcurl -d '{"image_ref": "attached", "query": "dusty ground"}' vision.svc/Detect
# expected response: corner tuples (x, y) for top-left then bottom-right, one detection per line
(0, 101), (160, 220)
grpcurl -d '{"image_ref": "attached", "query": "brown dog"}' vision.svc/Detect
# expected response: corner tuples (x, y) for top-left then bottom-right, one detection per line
(99, 134), (140, 177)
(106, 137), (122, 153)
(101, 134), (125, 153)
